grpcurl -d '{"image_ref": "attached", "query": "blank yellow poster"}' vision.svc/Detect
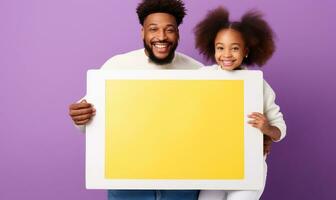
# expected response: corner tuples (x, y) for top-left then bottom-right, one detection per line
(105, 80), (244, 180)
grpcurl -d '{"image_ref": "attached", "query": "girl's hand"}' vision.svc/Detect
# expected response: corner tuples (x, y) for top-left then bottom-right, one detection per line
(248, 112), (281, 141)
(248, 112), (271, 134)
(264, 135), (272, 155)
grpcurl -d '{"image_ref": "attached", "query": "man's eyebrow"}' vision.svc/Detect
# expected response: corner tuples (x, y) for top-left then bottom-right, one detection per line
(146, 23), (176, 27)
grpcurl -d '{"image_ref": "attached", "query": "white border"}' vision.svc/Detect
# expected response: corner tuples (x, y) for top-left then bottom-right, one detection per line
(86, 70), (263, 190)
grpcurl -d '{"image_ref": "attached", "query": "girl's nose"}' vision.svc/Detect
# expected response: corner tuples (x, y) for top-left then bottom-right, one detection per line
(223, 49), (232, 58)
(220, 49), (232, 59)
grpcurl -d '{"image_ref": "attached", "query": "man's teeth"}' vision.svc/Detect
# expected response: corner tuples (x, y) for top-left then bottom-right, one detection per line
(154, 43), (168, 48)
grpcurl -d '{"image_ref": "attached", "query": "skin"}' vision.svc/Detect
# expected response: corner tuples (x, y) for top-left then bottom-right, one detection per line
(142, 12), (179, 63)
(214, 28), (281, 144)
(69, 13), (179, 125)
(264, 135), (272, 155)
(69, 100), (95, 125)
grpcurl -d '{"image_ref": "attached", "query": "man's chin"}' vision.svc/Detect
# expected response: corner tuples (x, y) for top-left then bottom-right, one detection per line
(148, 53), (175, 65)
(153, 53), (170, 60)
(144, 41), (177, 65)
(146, 49), (175, 65)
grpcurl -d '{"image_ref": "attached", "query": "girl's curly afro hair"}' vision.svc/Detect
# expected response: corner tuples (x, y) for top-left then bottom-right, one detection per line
(194, 7), (275, 67)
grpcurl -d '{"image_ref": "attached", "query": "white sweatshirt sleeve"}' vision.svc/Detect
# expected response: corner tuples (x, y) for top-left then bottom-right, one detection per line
(263, 80), (287, 142)
(73, 54), (125, 132)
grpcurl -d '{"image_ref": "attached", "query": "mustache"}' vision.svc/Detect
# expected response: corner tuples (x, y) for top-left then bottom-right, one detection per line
(151, 40), (173, 44)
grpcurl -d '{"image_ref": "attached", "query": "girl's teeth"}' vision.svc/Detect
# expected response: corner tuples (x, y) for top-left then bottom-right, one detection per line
(223, 61), (233, 65)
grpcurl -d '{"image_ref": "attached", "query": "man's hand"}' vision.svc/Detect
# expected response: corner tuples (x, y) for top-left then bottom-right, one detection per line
(264, 135), (272, 156)
(69, 100), (96, 125)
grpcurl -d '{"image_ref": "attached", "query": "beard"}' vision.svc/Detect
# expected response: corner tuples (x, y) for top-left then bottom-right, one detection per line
(143, 40), (178, 65)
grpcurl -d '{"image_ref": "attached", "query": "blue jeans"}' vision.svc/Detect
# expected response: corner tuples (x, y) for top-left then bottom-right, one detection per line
(108, 190), (199, 200)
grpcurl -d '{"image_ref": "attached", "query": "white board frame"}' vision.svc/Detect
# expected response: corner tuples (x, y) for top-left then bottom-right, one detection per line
(86, 69), (263, 190)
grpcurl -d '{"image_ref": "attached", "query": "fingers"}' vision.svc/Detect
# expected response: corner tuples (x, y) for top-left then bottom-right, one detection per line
(69, 100), (96, 125)
(69, 107), (96, 117)
(70, 110), (95, 125)
(247, 119), (260, 128)
(73, 114), (94, 125)
(247, 112), (268, 130)
(72, 112), (95, 121)
(74, 119), (90, 125)
(248, 112), (265, 120)
(69, 100), (92, 110)
(248, 119), (258, 124)
(69, 103), (92, 110)
(248, 114), (273, 155)
(247, 115), (261, 126)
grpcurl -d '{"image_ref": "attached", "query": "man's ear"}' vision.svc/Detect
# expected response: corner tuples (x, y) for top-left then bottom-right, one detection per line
(177, 28), (180, 41)
(141, 27), (144, 40)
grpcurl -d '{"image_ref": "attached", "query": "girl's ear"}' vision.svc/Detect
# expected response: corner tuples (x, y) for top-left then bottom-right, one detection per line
(244, 48), (249, 58)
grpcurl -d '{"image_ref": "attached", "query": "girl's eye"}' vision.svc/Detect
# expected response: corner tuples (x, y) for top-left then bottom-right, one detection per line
(216, 46), (224, 51)
(232, 47), (240, 51)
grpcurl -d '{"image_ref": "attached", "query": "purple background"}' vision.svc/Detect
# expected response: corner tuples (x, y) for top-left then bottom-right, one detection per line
(1, 0), (335, 199)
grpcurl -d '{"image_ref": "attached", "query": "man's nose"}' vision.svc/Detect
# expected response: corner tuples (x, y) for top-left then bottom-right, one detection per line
(157, 29), (167, 40)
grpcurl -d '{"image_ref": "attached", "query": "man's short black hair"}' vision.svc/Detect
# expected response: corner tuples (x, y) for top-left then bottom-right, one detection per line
(136, 0), (186, 26)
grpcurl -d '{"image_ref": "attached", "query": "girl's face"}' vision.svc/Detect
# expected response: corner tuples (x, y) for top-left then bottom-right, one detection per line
(214, 29), (247, 70)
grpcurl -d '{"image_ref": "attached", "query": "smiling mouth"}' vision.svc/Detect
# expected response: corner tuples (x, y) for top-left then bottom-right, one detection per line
(221, 60), (236, 66)
(152, 42), (171, 53)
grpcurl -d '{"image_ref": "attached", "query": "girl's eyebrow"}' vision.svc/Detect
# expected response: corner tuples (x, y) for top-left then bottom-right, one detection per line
(215, 42), (241, 46)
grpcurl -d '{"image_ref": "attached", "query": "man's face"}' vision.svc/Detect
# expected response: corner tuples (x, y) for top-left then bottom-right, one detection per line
(142, 13), (179, 65)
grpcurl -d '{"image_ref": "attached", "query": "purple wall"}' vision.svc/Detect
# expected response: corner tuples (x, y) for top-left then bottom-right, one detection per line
(1, 0), (335, 199)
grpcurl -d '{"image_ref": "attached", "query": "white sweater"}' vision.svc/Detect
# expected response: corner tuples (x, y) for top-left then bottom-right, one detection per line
(202, 64), (287, 141)
(101, 49), (202, 70)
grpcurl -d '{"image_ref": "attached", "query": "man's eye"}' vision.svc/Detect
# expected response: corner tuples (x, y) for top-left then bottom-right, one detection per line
(166, 29), (176, 33)
(149, 28), (158, 32)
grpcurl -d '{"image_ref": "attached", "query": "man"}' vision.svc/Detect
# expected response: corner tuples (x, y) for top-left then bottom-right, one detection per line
(69, 0), (202, 200)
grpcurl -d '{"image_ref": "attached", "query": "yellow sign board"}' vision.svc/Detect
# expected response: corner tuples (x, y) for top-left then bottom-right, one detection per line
(105, 80), (244, 179)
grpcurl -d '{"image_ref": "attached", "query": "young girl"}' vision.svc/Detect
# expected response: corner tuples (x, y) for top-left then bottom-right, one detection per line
(194, 7), (287, 200)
